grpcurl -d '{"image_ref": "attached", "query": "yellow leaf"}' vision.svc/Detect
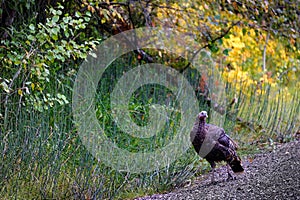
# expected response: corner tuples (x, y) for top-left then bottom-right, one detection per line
(18, 89), (23, 96)
(31, 83), (35, 90)
(87, 5), (95, 13)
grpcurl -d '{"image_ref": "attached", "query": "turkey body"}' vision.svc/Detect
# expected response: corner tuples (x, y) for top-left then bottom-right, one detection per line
(190, 111), (244, 183)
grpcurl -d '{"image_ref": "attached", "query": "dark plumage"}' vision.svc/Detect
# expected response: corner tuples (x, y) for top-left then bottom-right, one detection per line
(190, 111), (244, 183)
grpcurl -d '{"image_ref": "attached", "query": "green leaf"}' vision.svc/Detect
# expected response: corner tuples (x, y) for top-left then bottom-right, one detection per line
(86, 11), (91, 17)
(65, 31), (69, 38)
(25, 2), (31, 9)
(218, 39), (223, 45)
(208, 43), (219, 53)
(57, 10), (62, 15)
(75, 11), (81, 18)
(52, 15), (59, 23)
(29, 24), (35, 31)
(0, 82), (10, 93)
(57, 99), (63, 105)
(52, 34), (58, 41)
(79, 52), (87, 59)
(224, 34), (230, 39)
(63, 16), (71, 23)
(223, 49), (230, 56)
(28, 35), (35, 41)
(242, 28), (247, 36)
(52, 27), (60, 34)
(50, 8), (56, 15)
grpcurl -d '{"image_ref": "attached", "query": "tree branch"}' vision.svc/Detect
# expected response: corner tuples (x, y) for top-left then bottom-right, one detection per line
(179, 21), (240, 73)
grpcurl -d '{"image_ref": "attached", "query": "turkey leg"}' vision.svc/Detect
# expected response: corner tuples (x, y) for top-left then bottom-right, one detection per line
(209, 161), (217, 184)
(226, 164), (234, 180)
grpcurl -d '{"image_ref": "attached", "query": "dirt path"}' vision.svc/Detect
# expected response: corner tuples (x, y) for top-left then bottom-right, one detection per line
(136, 141), (300, 200)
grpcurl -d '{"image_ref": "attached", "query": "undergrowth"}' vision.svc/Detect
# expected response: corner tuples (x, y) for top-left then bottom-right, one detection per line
(1, 58), (299, 199)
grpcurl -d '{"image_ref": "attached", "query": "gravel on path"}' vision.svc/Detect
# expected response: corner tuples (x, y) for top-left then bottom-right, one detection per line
(136, 141), (300, 200)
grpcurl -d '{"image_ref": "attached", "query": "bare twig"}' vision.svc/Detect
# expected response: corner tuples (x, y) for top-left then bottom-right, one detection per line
(114, 23), (154, 63)
(179, 21), (240, 73)
(2, 44), (36, 129)
(139, 0), (152, 27)
(3, 65), (22, 128)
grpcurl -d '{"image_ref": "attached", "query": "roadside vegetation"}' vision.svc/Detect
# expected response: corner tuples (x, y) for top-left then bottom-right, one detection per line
(1, 1), (299, 199)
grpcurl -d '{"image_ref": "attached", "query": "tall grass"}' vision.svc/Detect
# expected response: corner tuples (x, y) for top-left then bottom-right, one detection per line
(228, 80), (299, 150)
(1, 54), (299, 199)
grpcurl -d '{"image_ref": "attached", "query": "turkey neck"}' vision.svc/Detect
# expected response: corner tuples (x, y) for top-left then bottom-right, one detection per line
(198, 118), (206, 132)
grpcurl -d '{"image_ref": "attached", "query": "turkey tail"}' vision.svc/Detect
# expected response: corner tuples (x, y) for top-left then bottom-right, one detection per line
(227, 135), (243, 172)
(229, 155), (244, 173)
(228, 135), (239, 150)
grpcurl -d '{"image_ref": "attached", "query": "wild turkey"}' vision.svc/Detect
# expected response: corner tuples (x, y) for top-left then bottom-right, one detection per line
(190, 111), (244, 183)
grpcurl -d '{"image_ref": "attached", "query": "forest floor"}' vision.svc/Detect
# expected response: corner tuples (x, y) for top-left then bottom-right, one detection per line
(135, 140), (300, 200)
